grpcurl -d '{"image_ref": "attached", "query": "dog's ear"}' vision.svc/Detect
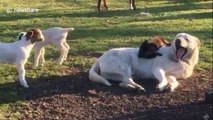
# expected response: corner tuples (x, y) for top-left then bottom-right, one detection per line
(25, 30), (34, 40)
(193, 36), (201, 48)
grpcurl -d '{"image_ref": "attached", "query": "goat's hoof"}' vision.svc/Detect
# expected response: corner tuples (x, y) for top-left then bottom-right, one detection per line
(20, 83), (29, 88)
(32, 66), (38, 69)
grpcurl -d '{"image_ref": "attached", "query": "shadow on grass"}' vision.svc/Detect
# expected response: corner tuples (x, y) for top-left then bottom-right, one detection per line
(140, 12), (212, 22)
(143, 2), (211, 13)
(0, 70), (160, 105)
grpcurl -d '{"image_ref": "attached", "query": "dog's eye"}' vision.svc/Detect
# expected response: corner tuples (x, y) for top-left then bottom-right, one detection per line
(185, 38), (189, 42)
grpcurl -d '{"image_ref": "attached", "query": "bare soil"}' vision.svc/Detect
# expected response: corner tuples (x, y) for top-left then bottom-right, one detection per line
(12, 68), (213, 120)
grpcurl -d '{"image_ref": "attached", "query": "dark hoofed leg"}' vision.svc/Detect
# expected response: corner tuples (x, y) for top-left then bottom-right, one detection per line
(97, 0), (101, 11)
(103, 0), (108, 10)
(132, 0), (137, 10)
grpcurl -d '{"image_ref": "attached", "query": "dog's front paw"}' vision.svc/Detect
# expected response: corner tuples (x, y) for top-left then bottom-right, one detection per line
(156, 85), (166, 92)
(156, 84), (173, 92)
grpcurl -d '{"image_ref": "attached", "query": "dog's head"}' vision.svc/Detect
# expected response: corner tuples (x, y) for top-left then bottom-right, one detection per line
(25, 28), (44, 43)
(171, 33), (201, 62)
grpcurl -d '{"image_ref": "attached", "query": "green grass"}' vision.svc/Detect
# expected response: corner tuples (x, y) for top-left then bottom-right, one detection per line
(0, 0), (212, 119)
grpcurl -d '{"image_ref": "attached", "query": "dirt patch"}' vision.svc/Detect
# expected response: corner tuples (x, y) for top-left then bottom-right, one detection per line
(13, 68), (213, 120)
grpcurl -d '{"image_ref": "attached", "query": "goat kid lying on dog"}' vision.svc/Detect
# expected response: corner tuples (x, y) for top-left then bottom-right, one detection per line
(0, 28), (44, 87)
(89, 33), (201, 92)
(33, 27), (74, 69)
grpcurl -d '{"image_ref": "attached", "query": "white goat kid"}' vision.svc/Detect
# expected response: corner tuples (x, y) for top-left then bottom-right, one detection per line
(33, 27), (74, 69)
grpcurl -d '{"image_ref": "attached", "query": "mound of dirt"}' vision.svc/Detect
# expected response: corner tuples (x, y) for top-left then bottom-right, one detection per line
(13, 68), (213, 120)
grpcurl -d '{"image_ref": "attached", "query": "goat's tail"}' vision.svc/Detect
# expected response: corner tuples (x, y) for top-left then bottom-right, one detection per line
(63, 27), (74, 32)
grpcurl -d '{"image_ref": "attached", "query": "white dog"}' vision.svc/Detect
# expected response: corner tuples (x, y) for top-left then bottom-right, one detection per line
(33, 27), (74, 69)
(89, 33), (201, 92)
(0, 28), (44, 87)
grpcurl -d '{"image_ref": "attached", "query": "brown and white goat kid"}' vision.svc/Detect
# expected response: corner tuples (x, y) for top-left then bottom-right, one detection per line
(0, 28), (44, 87)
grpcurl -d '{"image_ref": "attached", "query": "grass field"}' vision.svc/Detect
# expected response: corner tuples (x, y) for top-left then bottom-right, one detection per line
(0, 0), (212, 119)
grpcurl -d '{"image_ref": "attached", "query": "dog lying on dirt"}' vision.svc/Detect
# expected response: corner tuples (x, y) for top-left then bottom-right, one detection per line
(33, 27), (74, 69)
(97, 0), (136, 11)
(89, 33), (201, 92)
(0, 28), (44, 87)
(138, 36), (170, 59)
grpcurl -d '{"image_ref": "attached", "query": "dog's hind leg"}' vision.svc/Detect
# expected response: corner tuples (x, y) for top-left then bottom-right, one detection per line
(119, 69), (145, 92)
(119, 82), (136, 89)
(127, 78), (146, 92)
(119, 78), (146, 92)
(16, 63), (29, 88)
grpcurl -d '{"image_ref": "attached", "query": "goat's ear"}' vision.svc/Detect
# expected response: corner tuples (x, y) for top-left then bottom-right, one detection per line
(18, 33), (24, 41)
(138, 40), (148, 58)
(158, 36), (169, 44)
(25, 30), (34, 40)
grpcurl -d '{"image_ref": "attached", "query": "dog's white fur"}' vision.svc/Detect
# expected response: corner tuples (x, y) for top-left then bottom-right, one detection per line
(89, 33), (201, 92)
(0, 29), (44, 87)
(33, 27), (74, 69)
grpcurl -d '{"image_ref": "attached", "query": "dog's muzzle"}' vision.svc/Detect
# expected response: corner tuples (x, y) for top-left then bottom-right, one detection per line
(175, 39), (187, 62)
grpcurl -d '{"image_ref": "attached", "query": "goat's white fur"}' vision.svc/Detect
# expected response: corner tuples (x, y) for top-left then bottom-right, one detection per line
(33, 27), (74, 69)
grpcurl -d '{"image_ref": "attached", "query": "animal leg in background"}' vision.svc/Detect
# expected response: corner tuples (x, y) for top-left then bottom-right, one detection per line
(56, 41), (68, 65)
(97, 0), (108, 11)
(62, 41), (70, 61)
(129, 0), (136, 10)
(33, 45), (44, 69)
